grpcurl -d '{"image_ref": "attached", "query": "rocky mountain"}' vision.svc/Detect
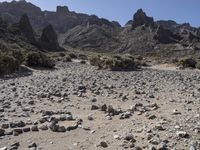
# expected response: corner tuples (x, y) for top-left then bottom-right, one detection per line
(132, 9), (154, 29)
(0, 15), (38, 54)
(0, 0), (119, 34)
(0, 14), (63, 54)
(64, 8), (200, 56)
(0, 0), (200, 57)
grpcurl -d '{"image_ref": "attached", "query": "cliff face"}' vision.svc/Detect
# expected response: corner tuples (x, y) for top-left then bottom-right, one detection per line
(63, 8), (200, 55)
(115, 9), (200, 55)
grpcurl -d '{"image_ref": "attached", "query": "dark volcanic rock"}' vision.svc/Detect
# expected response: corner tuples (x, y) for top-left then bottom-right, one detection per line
(156, 20), (178, 32)
(154, 25), (182, 44)
(188, 32), (200, 42)
(56, 6), (70, 15)
(19, 14), (36, 43)
(39, 24), (62, 51)
(132, 9), (154, 29)
(0, 128), (5, 137)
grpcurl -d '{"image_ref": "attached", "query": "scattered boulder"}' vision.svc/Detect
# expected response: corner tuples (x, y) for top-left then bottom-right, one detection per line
(23, 127), (31, 132)
(39, 125), (48, 131)
(99, 141), (108, 148)
(10, 142), (20, 149)
(1, 124), (9, 129)
(28, 142), (37, 148)
(101, 104), (107, 111)
(91, 105), (99, 110)
(0, 128), (5, 137)
(176, 131), (189, 138)
(13, 128), (23, 136)
(66, 124), (78, 131)
(31, 125), (39, 132)
(49, 120), (59, 132)
(57, 126), (66, 132)
(124, 133), (134, 141)
(59, 114), (73, 121)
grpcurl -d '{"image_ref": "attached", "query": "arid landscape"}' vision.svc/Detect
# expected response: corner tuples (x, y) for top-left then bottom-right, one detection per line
(0, 0), (200, 150)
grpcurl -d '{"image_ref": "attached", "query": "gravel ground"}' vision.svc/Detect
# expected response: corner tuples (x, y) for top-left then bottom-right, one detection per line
(0, 62), (200, 150)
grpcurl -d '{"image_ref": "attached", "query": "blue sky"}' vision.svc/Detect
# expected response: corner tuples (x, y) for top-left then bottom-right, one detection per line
(1, 0), (200, 27)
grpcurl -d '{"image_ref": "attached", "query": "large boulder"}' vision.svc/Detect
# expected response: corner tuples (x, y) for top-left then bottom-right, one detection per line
(39, 24), (62, 51)
(132, 9), (154, 29)
(19, 14), (36, 43)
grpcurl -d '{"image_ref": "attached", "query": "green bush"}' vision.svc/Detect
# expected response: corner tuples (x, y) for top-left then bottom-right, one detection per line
(136, 55), (143, 61)
(59, 52), (66, 57)
(26, 52), (55, 68)
(64, 55), (72, 62)
(89, 54), (136, 71)
(11, 50), (25, 66)
(89, 54), (101, 67)
(178, 58), (197, 68)
(196, 62), (200, 70)
(0, 53), (20, 74)
(69, 53), (77, 59)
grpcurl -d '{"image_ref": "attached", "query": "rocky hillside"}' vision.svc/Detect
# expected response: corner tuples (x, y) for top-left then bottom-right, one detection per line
(0, 15), (37, 53)
(64, 9), (200, 56)
(0, 0), (119, 34)
(0, 13), (63, 54)
(0, 0), (200, 57)
(118, 9), (200, 56)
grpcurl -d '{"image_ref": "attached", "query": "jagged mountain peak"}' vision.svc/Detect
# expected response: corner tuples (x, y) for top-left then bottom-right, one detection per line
(132, 9), (154, 29)
(56, 6), (70, 14)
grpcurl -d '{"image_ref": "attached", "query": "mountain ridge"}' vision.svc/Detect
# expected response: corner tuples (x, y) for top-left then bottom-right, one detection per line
(0, 0), (200, 57)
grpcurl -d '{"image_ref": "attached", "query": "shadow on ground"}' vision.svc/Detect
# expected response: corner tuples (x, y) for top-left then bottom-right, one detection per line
(0, 66), (33, 80)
